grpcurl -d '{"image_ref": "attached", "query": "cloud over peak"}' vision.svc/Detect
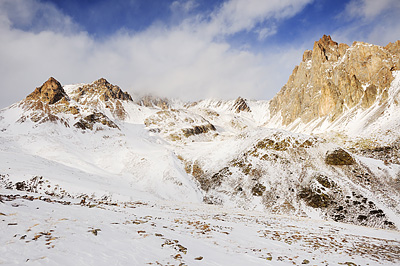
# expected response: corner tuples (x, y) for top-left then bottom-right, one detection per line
(0, 0), (398, 109)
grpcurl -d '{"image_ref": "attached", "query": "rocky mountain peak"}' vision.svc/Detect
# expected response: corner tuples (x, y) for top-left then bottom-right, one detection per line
(312, 35), (348, 64)
(70, 78), (132, 103)
(26, 77), (68, 104)
(66, 78), (132, 120)
(93, 78), (110, 86)
(319, 34), (337, 47)
(269, 35), (400, 126)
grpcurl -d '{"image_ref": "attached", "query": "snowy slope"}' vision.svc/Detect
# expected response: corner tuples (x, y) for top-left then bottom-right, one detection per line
(1, 188), (400, 266)
(1, 75), (400, 265)
(0, 99), (202, 203)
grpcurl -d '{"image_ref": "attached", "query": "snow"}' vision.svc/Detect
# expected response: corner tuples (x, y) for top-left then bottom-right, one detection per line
(1, 72), (400, 264)
(1, 188), (400, 266)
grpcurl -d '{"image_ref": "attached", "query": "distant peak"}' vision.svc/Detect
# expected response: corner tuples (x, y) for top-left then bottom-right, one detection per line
(46, 76), (60, 84)
(93, 78), (110, 86)
(41, 77), (63, 91)
(72, 78), (133, 104)
(26, 77), (68, 104)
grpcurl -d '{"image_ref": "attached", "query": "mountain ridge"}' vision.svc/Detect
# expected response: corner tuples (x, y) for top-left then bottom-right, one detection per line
(1, 36), (400, 232)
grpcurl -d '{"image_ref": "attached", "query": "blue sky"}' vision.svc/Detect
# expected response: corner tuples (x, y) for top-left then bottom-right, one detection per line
(45, 0), (348, 47)
(0, 0), (399, 108)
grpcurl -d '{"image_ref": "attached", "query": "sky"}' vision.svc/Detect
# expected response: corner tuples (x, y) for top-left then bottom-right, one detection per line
(0, 0), (400, 108)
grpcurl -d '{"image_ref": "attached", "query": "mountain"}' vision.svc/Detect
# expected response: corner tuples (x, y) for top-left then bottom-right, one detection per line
(1, 36), (400, 264)
(268, 36), (400, 145)
(0, 36), (400, 265)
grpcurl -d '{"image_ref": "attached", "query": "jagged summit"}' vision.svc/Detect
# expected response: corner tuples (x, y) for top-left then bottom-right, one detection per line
(269, 35), (400, 126)
(71, 78), (133, 102)
(26, 77), (69, 104)
(93, 77), (110, 86)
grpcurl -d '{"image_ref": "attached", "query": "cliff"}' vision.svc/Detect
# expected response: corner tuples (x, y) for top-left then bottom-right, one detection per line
(269, 35), (400, 125)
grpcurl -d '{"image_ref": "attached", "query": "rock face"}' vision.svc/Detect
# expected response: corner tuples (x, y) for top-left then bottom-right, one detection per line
(269, 35), (400, 125)
(233, 97), (250, 113)
(71, 78), (132, 103)
(325, 148), (355, 165)
(74, 112), (119, 130)
(26, 77), (69, 104)
(69, 78), (132, 120)
(182, 124), (216, 138)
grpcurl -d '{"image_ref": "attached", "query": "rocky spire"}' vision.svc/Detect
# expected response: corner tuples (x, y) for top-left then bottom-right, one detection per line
(269, 35), (400, 126)
(26, 77), (68, 104)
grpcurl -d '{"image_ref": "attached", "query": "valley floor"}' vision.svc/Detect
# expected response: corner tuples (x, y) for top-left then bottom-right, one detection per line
(1, 188), (400, 266)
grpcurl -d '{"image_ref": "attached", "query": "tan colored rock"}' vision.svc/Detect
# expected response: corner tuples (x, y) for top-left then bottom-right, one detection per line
(74, 78), (132, 102)
(362, 84), (377, 108)
(70, 78), (132, 120)
(384, 40), (400, 57)
(26, 77), (68, 104)
(269, 35), (400, 125)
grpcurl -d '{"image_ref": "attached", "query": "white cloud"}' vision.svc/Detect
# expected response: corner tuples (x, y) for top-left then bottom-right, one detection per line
(170, 0), (199, 14)
(203, 0), (312, 38)
(0, 0), (310, 108)
(344, 0), (400, 20)
(0, 0), (79, 33)
(256, 26), (277, 41)
(336, 0), (400, 46)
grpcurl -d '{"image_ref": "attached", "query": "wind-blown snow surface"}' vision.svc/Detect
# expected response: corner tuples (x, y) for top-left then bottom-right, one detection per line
(1, 188), (400, 266)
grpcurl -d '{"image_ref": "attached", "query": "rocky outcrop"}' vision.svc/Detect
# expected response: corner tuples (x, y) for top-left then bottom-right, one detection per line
(26, 77), (69, 104)
(325, 148), (355, 165)
(69, 78), (132, 120)
(384, 40), (400, 59)
(269, 35), (400, 125)
(144, 109), (216, 141)
(72, 78), (132, 103)
(182, 124), (216, 138)
(19, 77), (73, 126)
(138, 95), (170, 109)
(74, 112), (119, 130)
(233, 97), (250, 113)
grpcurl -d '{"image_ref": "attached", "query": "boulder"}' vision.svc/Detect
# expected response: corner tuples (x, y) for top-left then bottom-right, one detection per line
(325, 148), (355, 165)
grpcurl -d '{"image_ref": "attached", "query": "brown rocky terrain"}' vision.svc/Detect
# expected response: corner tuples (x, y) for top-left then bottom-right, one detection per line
(70, 78), (132, 103)
(269, 35), (400, 125)
(26, 77), (69, 105)
(68, 78), (132, 120)
(16, 77), (132, 129)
